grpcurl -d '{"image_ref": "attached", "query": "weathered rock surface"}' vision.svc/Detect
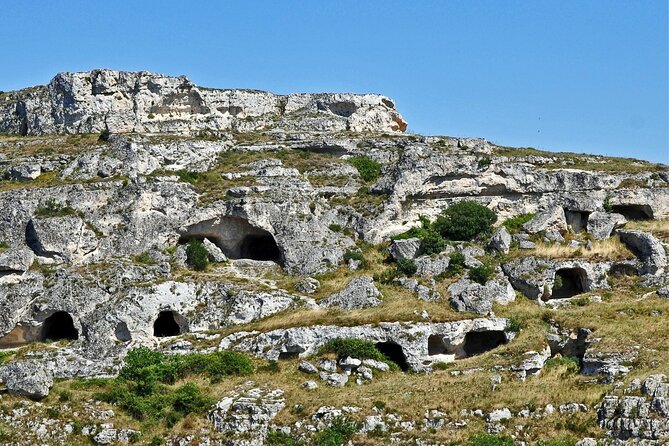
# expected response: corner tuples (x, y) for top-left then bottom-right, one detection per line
(0, 360), (53, 400)
(319, 276), (382, 310)
(488, 226), (512, 254)
(587, 211), (627, 240)
(618, 230), (667, 275)
(0, 70), (407, 136)
(448, 273), (515, 315)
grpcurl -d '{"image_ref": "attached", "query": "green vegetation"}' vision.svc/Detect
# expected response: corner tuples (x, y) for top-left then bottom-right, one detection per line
(328, 223), (343, 233)
(466, 434), (514, 446)
(396, 258), (418, 276)
(0, 241), (9, 253)
(267, 431), (305, 446)
(503, 213), (536, 233)
(96, 347), (252, 423)
(469, 263), (494, 285)
(348, 156), (382, 182)
(477, 156), (492, 169)
(544, 356), (580, 375)
(34, 198), (78, 218)
(175, 170), (202, 184)
(319, 338), (389, 364)
(185, 240), (209, 271)
(314, 417), (360, 446)
(98, 129), (111, 142)
(343, 250), (366, 268)
(433, 201), (497, 241)
(132, 252), (156, 265)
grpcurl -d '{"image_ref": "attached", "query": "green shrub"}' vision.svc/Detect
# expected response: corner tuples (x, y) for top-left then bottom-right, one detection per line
(328, 223), (343, 232)
(348, 156), (382, 182)
(343, 250), (364, 262)
(186, 240), (209, 271)
(420, 229), (446, 255)
(58, 390), (72, 402)
(536, 439), (577, 446)
(204, 351), (254, 382)
(433, 201), (497, 241)
(132, 252), (156, 265)
(319, 339), (386, 362)
(507, 316), (523, 333)
(396, 258), (418, 276)
(502, 213), (536, 233)
(469, 263), (494, 285)
(172, 382), (214, 414)
(175, 170), (202, 184)
(449, 252), (466, 267)
(149, 436), (163, 446)
(467, 434), (514, 446)
(314, 417), (360, 446)
(0, 241), (9, 253)
(98, 129), (111, 142)
(0, 351), (12, 364)
(478, 156), (492, 169)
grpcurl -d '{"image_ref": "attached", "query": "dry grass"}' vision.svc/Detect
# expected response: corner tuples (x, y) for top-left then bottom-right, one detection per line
(625, 219), (669, 240)
(527, 237), (634, 261)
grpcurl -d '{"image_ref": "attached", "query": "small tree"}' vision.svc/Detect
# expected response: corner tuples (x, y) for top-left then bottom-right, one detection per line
(469, 264), (494, 285)
(434, 201), (497, 241)
(186, 240), (209, 271)
(348, 156), (382, 182)
(396, 258), (418, 276)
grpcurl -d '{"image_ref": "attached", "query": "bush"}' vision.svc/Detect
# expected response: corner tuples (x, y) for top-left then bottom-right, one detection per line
(434, 201), (497, 241)
(186, 240), (209, 271)
(502, 213), (536, 233)
(314, 417), (360, 446)
(348, 156), (382, 182)
(328, 223), (343, 232)
(172, 382), (214, 414)
(396, 258), (418, 276)
(467, 434), (514, 446)
(176, 170), (202, 184)
(469, 263), (494, 285)
(420, 229), (446, 255)
(98, 129), (111, 142)
(100, 348), (253, 422)
(536, 439), (577, 446)
(319, 339), (386, 362)
(343, 250), (364, 262)
(544, 355), (580, 375)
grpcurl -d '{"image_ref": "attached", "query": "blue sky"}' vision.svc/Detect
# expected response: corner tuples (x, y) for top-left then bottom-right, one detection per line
(1, 1), (667, 163)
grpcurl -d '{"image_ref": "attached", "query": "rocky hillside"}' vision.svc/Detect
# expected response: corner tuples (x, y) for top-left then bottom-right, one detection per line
(0, 69), (667, 446)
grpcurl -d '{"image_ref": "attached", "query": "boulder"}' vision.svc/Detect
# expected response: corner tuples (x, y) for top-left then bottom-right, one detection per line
(319, 276), (382, 310)
(586, 211), (626, 240)
(0, 247), (35, 273)
(523, 206), (567, 234)
(26, 216), (98, 264)
(488, 226), (511, 254)
(295, 277), (320, 294)
(415, 253), (450, 277)
(618, 230), (667, 275)
(388, 238), (422, 261)
(7, 164), (41, 180)
(0, 360), (53, 400)
(202, 238), (227, 262)
(448, 274), (515, 315)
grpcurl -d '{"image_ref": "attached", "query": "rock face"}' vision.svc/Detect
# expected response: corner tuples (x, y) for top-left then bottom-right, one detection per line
(618, 230), (667, 275)
(219, 318), (514, 371)
(319, 276), (382, 310)
(598, 374), (669, 442)
(0, 360), (53, 400)
(586, 211), (627, 240)
(448, 273), (515, 314)
(0, 70), (407, 136)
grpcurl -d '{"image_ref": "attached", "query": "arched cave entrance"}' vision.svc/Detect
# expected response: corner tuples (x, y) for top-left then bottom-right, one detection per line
(40, 311), (79, 342)
(153, 311), (187, 337)
(278, 351), (300, 360)
(462, 331), (507, 357)
(180, 217), (283, 264)
(551, 268), (587, 299)
(611, 204), (653, 221)
(375, 341), (409, 371)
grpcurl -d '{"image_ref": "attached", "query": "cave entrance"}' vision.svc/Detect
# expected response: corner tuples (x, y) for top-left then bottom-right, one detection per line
(239, 234), (282, 262)
(153, 311), (187, 337)
(611, 204), (653, 221)
(462, 331), (507, 357)
(278, 351), (299, 360)
(180, 216), (283, 264)
(551, 268), (587, 299)
(427, 335), (448, 356)
(375, 341), (409, 371)
(564, 210), (590, 233)
(115, 321), (132, 342)
(40, 311), (78, 342)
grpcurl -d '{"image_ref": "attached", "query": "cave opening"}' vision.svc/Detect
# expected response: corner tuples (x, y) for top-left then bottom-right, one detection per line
(278, 351), (300, 360)
(427, 335), (448, 356)
(611, 204), (653, 221)
(179, 217), (283, 264)
(462, 331), (507, 357)
(153, 311), (186, 338)
(115, 321), (132, 342)
(40, 311), (79, 342)
(239, 234), (282, 262)
(551, 268), (587, 299)
(375, 341), (409, 371)
(564, 210), (590, 233)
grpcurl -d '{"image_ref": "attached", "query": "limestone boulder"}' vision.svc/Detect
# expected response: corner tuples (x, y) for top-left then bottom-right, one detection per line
(319, 276), (382, 310)
(586, 211), (626, 240)
(0, 360), (53, 400)
(618, 230), (667, 275)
